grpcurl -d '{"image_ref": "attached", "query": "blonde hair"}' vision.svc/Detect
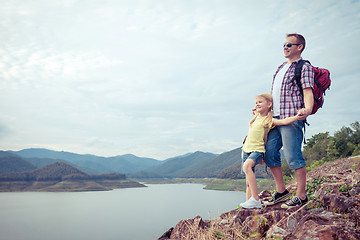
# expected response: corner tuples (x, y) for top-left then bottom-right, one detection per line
(249, 93), (274, 126)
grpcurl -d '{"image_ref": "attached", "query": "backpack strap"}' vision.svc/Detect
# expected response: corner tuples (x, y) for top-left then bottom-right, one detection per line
(294, 59), (311, 144)
(294, 59), (311, 96)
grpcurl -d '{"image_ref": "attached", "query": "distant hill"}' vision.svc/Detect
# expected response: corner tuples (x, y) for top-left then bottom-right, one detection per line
(182, 147), (243, 178)
(0, 161), (126, 181)
(131, 147), (277, 179)
(28, 162), (88, 181)
(144, 148), (244, 178)
(130, 149), (246, 178)
(129, 151), (218, 178)
(9, 148), (162, 174)
(152, 151), (216, 177)
(0, 161), (146, 192)
(0, 161), (87, 181)
(25, 157), (101, 174)
(0, 151), (36, 174)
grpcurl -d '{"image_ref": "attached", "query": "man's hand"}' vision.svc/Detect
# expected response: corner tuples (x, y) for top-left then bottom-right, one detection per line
(297, 108), (312, 120)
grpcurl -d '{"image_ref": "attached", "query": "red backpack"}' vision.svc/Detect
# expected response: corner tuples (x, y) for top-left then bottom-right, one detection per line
(294, 60), (331, 114)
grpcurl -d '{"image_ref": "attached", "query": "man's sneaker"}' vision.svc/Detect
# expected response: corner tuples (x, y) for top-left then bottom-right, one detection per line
(281, 196), (308, 209)
(240, 197), (262, 209)
(263, 189), (291, 206)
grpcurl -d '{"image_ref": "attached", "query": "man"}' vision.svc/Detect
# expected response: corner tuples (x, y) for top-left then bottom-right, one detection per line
(264, 33), (314, 208)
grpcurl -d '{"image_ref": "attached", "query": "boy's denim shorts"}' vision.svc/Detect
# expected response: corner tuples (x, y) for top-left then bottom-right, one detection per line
(241, 151), (264, 174)
(264, 119), (306, 170)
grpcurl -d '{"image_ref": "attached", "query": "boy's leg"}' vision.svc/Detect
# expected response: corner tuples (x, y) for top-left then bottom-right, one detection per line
(243, 158), (258, 200)
(245, 179), (251, 200)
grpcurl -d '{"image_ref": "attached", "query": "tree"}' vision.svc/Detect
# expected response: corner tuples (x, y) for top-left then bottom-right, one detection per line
(303, 132), (330, 166)
(305, 132), (329, 149)
(350, 121), (360, 146)
(326, 137), (339, 160)
(334, 126), (353, 157)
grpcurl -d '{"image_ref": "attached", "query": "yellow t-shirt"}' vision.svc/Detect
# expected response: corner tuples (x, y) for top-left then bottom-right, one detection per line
(242, 115), (274, 153)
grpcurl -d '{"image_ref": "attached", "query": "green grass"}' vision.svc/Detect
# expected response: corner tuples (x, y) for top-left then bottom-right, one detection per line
(204, 178), (275, 192)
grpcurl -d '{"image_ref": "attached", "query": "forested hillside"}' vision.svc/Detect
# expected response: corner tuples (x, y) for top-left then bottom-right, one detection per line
(0, 151), (36, 174)
(129, 149), (247, 178)
(183, 148), (243, 178)
(0, 161), (126, 181)
(130, 151), (218, 178)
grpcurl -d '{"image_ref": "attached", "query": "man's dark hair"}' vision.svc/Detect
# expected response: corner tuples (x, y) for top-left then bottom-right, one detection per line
(287, 33), (306, 52)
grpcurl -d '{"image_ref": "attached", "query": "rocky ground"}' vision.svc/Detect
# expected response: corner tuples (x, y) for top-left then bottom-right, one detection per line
(158, 157), (360, 240)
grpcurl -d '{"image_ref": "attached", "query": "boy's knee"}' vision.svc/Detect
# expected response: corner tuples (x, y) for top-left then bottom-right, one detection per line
(243, 164), (253, 174)
(242, 165), (248, 173)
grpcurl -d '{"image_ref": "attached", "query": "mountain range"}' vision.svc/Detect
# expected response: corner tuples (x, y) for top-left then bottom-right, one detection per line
(8, 148), (161, 174)
(1, 147), (273, 179)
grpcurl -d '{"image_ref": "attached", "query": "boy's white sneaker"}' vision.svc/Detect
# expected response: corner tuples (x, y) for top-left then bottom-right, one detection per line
(240, 197), (262, 209)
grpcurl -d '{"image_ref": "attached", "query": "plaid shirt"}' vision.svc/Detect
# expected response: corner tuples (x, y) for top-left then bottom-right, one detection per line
(271, 58), (314, 119)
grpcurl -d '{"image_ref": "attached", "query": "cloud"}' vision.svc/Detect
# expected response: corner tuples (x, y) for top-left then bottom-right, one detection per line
(0, 0), (359, 159)
(0, 49), (123, 88)
(0, 122), (11, 140)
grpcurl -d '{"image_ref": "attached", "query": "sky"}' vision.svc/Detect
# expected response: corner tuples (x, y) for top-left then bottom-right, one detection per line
(0, 0), (359, 160)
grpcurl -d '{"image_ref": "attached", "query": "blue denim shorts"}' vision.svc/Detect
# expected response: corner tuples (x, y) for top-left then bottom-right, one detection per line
(241, 151), (264, 174)
(264, 118), (306, 170)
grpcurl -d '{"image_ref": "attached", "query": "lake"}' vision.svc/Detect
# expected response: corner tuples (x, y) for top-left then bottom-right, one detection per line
(0, 184), (246, 240)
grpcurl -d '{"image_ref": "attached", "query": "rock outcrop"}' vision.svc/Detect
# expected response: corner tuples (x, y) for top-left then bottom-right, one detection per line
(159, 157), (360, 239)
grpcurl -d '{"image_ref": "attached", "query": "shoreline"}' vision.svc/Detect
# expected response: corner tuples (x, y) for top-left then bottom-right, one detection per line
(0, 179), (146, 192)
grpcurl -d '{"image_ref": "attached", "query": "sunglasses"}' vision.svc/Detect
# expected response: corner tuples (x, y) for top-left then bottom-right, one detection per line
(283, 42), (301, 48)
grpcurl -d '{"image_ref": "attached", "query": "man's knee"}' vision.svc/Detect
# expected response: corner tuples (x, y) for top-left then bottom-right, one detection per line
(286, 158), (306, 170)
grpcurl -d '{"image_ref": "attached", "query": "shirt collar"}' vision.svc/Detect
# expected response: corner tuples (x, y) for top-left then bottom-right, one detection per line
(282, 57), (303, 67)
(294, 57), (303, 63)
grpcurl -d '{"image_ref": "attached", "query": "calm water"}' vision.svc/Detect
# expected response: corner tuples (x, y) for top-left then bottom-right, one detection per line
(0, 184), (245, 240)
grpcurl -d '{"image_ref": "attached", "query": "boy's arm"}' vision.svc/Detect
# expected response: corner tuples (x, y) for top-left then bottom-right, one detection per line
(273, 115), (300, 126)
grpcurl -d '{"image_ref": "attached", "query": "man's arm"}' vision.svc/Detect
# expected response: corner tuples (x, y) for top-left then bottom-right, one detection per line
(298, 87), (314, 120)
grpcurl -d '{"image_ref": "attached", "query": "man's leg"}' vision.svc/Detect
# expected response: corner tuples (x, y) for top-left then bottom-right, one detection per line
(269, 166), (286, 193)
(279, 120), (306, 197)
(280, 121), (308, 208)
(294, 166), (306, 200)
